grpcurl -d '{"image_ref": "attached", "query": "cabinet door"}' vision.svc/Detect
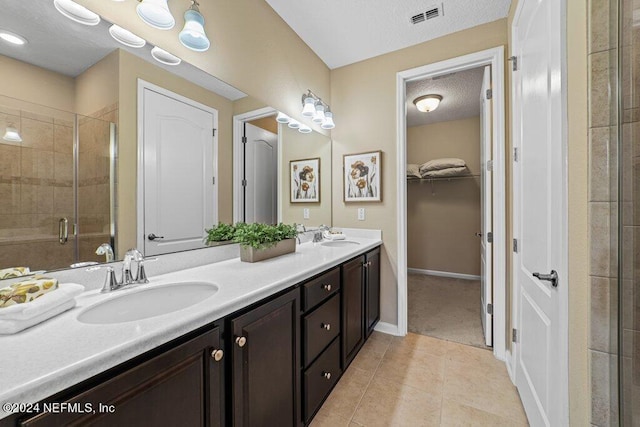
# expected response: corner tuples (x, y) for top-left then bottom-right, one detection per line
(231, 288), (301, 427)
(342, 255), (364, 368)
(19, 327), (224, 427)
(365, 247), (381, 337)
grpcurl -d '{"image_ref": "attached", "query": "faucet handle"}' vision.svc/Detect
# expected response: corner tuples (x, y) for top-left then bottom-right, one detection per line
(87, 265), (119, 293)
(135, 257), (158, 284)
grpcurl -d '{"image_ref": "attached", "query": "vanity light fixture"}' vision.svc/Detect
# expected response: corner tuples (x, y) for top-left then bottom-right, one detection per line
(312, 103), (325, 124)
(301, 93), (316, 117)
(0, 30), (27, 46)
(109, 25), (146, 48)
(298, 124), (312, 134)
(179, 1), (210, 52)
(53, 0), (101, 26)
(413, 94), (442, 112)
(321, 110), (335, 130)
(137, 0), (175, 30)
(276, 112), (290, 124)
(287, 119), (300, 129)
(3, 125), (22, 143)
(301, 90), (335, 129)
(151, 46), (181, 65)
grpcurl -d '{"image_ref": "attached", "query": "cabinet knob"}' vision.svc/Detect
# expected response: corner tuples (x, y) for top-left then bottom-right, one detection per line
(321, 323), (331, 331)
(322, 371), (331, 380)
(322, 284), (332, 292)
(211, 349), (224, 362)
(235, 336), (247, 348)
(363, 261), (371, 268)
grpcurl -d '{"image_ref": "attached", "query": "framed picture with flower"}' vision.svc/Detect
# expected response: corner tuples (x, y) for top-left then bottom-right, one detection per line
(343, 151), (382, 202)
(290, 158), (320, 203)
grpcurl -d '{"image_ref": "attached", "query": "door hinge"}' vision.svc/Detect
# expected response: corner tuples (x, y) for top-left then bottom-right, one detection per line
(212, 177), (215, 185)
(486, 160), (493, 172)
(508, 55), (518, 71)
(241, 179), (247, 187)
(241, 136), (247, 144)
(512, 328), (518, 343)
(513, 238), (519, 253)
(487, 231), (493, 243)
(212, 128), (217, 137)
(487, 303), (493, 315)
(486, 89), (493, 100)
(514, 147), (519, 162)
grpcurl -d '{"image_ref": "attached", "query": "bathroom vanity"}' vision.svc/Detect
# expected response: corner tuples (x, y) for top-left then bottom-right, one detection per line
(0, 238), (381, 427)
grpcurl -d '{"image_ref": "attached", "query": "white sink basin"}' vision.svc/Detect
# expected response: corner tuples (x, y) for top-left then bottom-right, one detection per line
(321, 240), (360, 247)
(77, 282), (219, 324)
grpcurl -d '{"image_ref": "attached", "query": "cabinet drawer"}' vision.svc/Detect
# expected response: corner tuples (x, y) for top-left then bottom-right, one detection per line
(303, 338), (341, 423)
(303, 294), (340, 367)
(302, 267), (340, 311)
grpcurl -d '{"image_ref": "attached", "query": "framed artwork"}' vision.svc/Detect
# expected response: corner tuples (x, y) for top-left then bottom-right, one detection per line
(343, 151), (382, 202)
(290, 158), (320, 203)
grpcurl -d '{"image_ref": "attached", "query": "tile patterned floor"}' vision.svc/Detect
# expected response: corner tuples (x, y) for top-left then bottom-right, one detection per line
(311, 332), (529, 427)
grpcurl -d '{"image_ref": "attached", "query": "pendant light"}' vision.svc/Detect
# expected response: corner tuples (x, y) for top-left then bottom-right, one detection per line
(321, 110), (335, 130)
(3, 125), (22, 143)
(413, 94), (442, 112)
(179, 1), (210, 52)
(137, 0), (175, 30)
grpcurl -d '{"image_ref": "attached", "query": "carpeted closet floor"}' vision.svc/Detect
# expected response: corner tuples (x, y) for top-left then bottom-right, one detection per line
(408, 273), (490, 349)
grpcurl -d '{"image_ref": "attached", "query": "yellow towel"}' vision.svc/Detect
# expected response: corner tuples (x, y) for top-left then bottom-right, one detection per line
(0, 276), (58, 308)
(0, 267), (31, 280)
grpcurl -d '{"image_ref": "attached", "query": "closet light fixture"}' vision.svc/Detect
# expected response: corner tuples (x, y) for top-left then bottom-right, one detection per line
(151, 46), (181, 65)
(109, 25), (146, 48)
(179, 0), (210, 51)
(0, 30), (27, 46)
(137, 0), (175, 30)
(276, 112), (290, 124)
(298, 124), (312, 134)
(53, 0), (101, 26)
(287, 119), (300, 129)
(301, 90), (335, 129)
(413, 94), (442, 113)
(3, 125), (22, 143)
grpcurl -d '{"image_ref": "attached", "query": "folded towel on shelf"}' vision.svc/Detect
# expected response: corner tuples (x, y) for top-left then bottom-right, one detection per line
(0, 282), (84, 320)
(419, 158), (467, 175)
(421, 166), (469, 178)
(0, 267), (31, 280)
(406, 164), (422, 178)
(0, 276), (59, 308)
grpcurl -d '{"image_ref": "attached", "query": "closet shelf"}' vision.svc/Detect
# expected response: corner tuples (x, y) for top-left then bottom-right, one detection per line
(407, 174), (480, 183)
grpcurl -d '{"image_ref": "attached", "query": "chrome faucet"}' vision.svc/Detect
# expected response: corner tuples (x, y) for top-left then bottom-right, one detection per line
(122, 248), (143, 285)
(87, 248), (156, 293)
(95, 243), (114, 263)
(313, 225), (331, 243)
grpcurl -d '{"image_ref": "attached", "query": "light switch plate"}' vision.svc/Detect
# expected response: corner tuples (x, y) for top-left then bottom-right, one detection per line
(357, 208), (365, 221)
(303, 208), (310, 219)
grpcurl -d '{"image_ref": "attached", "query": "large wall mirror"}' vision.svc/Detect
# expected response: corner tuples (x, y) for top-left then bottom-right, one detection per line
(0, 1), (331, 276)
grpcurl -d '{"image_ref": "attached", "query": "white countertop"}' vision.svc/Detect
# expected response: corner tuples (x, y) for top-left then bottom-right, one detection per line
(0, 236), (381, 420)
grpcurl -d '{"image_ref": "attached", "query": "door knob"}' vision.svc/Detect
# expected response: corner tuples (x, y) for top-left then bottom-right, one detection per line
(211, 349), (224, 362)
(532, 270), (558, 288)
(147, 233), (164, 241)
(235, 336), (247, 347)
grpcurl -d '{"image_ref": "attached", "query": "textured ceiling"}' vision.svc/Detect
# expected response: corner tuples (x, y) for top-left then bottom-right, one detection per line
(0, 1), (246, 101)
(406, 67), (485, 127)
(264, 0), (512, 69)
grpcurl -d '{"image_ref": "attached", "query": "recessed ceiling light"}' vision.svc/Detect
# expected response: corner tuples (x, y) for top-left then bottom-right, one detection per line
(109, 25), (146, 48)
(53, 0), (101, 26)
(0, 31), (27, 46)
(150, 46), (181, 66)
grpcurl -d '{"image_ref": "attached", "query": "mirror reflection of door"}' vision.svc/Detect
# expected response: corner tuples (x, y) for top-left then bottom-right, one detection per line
(243, 121), (278, 224)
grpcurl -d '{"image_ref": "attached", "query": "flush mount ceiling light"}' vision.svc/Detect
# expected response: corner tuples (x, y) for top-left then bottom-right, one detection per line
(413, 94), (442, 112)
(3, 125), (22, 143)
(276, 112), (290, 124)
(53, 0), (101, 26)
(137, 0), (175, 30)
(179, 0), (210, 52)
(287, 119), (300, 129)
(321, 110), (335, 130)
(301, 90), (335, 129)
(109, 24), (146, 48)
(0, 30), (27, 46)
(151, 46), (181, 65)
(298, 124), (312, 134)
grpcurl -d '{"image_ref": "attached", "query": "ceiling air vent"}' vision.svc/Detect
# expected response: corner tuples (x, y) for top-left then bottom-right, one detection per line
(410, 4), (444, 25)
(425, 6), (441, 20)
(411, 13), (426, 25)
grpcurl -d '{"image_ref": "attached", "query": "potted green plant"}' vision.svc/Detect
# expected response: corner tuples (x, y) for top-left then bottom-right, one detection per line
(233, 223), (298, 262)
(204, 223), (236, 246)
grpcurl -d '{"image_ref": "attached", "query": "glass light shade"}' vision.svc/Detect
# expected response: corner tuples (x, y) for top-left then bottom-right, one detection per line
(179, 9), (210, 51)
(301, 96), (316, 117)
(151, 46), (181, 65)
(287, 120), (300, 129)
(298, 124), (312, 134)
(3, 126), (22, 142)
(137, 0), (175, 30)
(0, 31), (27, 46)
(321, 111), (335, 130)
(276, 112), (290, 123)
(413, 94), (442, 113)
(312, 103), (325, 123)
(109, 25), (146, 48)
(53, 0), (100, 26)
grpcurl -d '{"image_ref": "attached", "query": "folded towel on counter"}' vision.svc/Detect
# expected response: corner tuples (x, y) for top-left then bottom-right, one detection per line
(0, 299), (76, 335)
(406, 164), (422, 178)
(0, 276), (59, 308)
(419, 158), (467, 175)
(0, 267), (31, 280)
(0, 283), (84, 320)
(421, 166), (469, 178)
(323, 230), (346, 241)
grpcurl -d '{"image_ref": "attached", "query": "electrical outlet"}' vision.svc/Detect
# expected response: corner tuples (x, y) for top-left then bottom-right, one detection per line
(303, 208), (310, 220)
(357, 208), (365, 221)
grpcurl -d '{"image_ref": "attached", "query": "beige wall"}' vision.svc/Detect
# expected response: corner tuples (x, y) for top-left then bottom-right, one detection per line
(407, 117), (481, 275)
(249, 116), (278, 134)
(75, 50), (119, 117)
(331, 19), (508, 325)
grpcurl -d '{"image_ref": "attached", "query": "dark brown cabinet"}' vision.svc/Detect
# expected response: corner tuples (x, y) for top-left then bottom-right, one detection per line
(15, 326), (224, 427)
(365, 247), (381, 337)
(341, 255), (365, 368)
(230, 288), (301, 427)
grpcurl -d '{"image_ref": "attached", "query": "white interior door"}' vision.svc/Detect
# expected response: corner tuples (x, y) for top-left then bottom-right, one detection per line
(512, 0), (567, 424)
(480, 65), (493, 347)
(243, 123), (277, 224)
(141, 87), (217, 256)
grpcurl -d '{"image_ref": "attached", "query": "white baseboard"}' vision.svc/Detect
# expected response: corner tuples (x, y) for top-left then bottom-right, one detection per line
(408, 268), (481, 281)
(505, 349), (515, 384)
(374, 321), (403, 336)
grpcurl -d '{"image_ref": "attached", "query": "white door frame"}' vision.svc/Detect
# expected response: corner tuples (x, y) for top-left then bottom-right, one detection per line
(396, 47), (507, 361)
(136, 79), (219, 253)
(233, 107), (280, 224)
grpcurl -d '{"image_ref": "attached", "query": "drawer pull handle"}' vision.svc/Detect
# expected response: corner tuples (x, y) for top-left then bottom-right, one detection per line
(322, 371), (331, 380)
(321, 323), (331, 331)
(322, 284), (332, 292)
(235, 336), (247, 347)
(211, 349), (224, 361)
